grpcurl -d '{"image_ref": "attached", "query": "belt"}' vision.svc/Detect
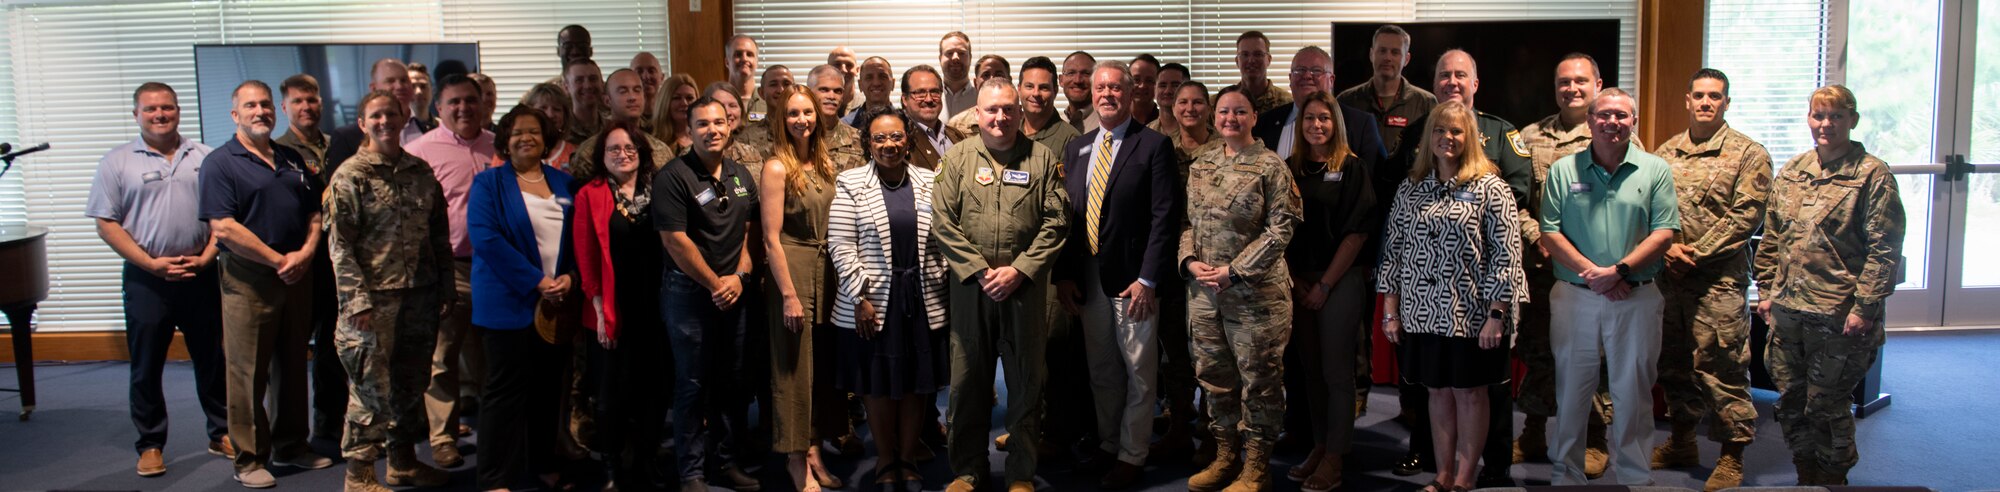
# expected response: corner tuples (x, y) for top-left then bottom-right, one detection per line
(1564, 279), (1653, 289)
(455, 257), (472, 264)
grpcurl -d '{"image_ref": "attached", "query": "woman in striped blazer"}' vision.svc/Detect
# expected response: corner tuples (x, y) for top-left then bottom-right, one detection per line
(826, 109), (949, 490)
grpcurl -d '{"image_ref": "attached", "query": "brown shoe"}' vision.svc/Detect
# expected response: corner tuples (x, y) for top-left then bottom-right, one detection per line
(1099, 461), (1142, 489)
(209, 436), (239, 460)
(432, 442), (465, 468)
(1651, 422), (1699, 469)
(717, 464), (763, 491)
(945, 477), (977, 492)
(1512, 416), (1548, 464)
(1008, 480), (1035, 492)
(345, 460), (393, 492)
(136, 448), (167, 477)
(994, 432), (1012, 451)
(1704, 443), (1745, 491)
(385, 446), (451, 487)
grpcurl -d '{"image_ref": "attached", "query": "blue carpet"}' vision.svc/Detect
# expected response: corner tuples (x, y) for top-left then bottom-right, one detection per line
(0, 330), (1992, 491)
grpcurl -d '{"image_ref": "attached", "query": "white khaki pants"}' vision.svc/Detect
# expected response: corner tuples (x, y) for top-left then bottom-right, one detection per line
(1549, 281), (1663, 485)
(1078, 259), (1160, 465)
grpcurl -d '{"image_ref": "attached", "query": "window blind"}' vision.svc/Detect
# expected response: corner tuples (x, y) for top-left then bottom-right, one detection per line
(735, 1), (1633, 114)
(1705, 0), (1826, 165)
(0, 0), (665, 332)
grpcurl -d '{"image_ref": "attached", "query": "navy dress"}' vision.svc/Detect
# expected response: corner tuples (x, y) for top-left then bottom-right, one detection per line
(837, 175), (947, 398)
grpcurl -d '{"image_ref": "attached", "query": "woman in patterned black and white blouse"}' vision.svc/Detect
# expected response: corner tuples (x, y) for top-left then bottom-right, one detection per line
(1376, 100), (1527, 492)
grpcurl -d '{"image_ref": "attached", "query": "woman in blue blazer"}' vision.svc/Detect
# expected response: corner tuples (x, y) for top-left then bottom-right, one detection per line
(470, 105), (578, 492)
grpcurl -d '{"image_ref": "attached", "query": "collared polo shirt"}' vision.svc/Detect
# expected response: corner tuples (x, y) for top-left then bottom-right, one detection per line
(652, 149), (760, 277)
(85, 137), (214, 258)
(1538, 141), (1680, 283)
(407, 126), (497, 258)
(199, 134), (320, 254)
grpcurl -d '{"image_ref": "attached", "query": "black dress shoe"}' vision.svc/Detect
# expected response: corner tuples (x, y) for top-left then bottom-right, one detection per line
(1393, 453), (1425, 476)
(1476, 468), (1514, 488)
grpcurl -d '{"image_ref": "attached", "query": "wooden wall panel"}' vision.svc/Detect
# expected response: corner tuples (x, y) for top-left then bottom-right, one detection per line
(669, 0), (733, 85)
(1638, 0), (1707, 147)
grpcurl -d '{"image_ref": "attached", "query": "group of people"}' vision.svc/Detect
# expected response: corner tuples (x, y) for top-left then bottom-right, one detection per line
(88, 21), (1903, 492)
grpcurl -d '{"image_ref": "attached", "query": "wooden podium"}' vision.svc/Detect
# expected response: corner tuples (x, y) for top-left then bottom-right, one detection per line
(0, 224), (48, 420)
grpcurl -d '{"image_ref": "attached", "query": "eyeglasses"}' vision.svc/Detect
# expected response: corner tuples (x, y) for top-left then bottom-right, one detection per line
(606, 145), (639, 156)
(870, 132), (907, 144)
(1290, 67), (1330, 78)
(906, 88), (943, 99)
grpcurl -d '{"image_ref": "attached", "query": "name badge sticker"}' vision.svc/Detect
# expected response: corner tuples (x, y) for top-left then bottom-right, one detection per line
(1386, 115), (1410, 128)
(141, 171), (164, 183)
(1002, 170), (1030, 185)
(554, 196), (573, 207)
(917, 202), (933, 214)
(1323, 171), (1342, 182)
(696, 187), (717, 205)
(1453, 190), (1479, 202)
(1568, 182), (1593, 193)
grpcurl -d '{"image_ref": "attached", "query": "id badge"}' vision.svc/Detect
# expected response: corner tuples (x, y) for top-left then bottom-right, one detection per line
(1568, 182), (1593, 193)
(1453, 190), (1479, 202)
(141, 171), (164, 183)
(1323, 171), (1342, 182)
(696, 187), (717, 205)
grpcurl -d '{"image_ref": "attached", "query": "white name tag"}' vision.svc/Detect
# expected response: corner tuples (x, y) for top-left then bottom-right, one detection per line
(1323, 171), (1342, 182)
(1453, 190), (1479, 202)
(141, 171), (164, 183)
(1569, 182), (1593, 193)
(917, 202), (933, 214)
(1002, 169), (1030, 184)
(696, 187), (717, 205)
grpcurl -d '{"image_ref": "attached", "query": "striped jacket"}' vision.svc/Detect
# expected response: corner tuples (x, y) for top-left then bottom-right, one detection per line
(827, 163), (949, 330)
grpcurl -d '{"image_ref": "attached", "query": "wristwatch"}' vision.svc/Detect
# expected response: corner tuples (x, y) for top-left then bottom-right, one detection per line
(1614, 262), (1631, 277)
(1490, 308), (1507, 321)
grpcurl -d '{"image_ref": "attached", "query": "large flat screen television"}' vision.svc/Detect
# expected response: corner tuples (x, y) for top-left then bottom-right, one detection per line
(194, 43), (479, 145)
(1332, 20), (1621, 128)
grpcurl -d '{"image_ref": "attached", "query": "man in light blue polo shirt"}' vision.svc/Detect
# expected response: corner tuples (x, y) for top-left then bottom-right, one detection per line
(86, 81), (231, 478)
(1535, 87), (1679, 486)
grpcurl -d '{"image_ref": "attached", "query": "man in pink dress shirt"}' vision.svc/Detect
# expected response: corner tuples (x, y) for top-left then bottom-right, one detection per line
(403, 73), (495, 468)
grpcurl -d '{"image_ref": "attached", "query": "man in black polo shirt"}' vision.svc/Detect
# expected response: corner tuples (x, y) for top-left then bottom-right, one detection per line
(198, 80), (332, 489)
(651, 96), (762, 492)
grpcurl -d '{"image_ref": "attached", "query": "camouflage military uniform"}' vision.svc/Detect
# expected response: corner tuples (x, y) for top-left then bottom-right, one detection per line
(1179, 143), (1301, 450)
(325, 149), (455, 462)
(1243, 80), (1293, 116)
(1654, 124), (1772, 444)
(822, 122), (868, 173)
(566, 111), (604, 146)
(932, 135), (1070, 487)
(732, 125), (777, 180)
(947, 108), (981, 145)
(569, 127), (676, 183)
(1753, 142), (1903, 483)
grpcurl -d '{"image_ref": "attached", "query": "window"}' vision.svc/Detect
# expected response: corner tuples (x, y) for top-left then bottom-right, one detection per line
(0, 0), (665, 331)
(735, 0), (1637, 112)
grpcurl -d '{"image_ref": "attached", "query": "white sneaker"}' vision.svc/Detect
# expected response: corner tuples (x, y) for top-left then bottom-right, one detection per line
(233, 468), (277, 489)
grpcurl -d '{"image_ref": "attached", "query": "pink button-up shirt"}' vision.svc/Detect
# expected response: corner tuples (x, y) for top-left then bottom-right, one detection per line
(407, 127), (496, 258)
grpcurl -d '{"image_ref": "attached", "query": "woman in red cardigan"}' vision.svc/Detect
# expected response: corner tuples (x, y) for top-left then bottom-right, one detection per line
(570, 119), (665, 490)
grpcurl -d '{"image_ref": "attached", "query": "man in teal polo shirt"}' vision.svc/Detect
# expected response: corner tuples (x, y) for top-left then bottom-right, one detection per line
(1535, 87), (1679, 486)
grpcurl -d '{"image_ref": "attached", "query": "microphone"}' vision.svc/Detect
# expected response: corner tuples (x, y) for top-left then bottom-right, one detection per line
(1, 142), (49, 161)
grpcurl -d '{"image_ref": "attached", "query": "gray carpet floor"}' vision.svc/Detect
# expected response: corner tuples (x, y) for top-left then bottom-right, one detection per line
(1, 330), (1993, 491)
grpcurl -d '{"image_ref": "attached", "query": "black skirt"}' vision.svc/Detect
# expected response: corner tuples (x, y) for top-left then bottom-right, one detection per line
(1398, 331), (1510, 389)
(835, 265), (947, 398)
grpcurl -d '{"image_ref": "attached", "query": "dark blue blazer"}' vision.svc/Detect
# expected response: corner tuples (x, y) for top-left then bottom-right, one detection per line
(1255, 102), (1388, 167)
(1056, 119), (1181, 297)
(468, 162), (577, 330)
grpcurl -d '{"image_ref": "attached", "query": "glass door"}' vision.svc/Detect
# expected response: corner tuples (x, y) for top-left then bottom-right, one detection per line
(1856, 0), (2000, 327)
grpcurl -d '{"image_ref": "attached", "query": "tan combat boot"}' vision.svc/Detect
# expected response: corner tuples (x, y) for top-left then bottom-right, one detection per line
(1584, 418), (1610, 479)
(345, 460), (393, 492)
(1703, 443), (1746, 491)
(1222, 442), (1271, 492)
(1651, 421), (1700, 469)
(1513, 416), (1548, 463)
(385, 445), (450, 487)
(1188, 436), (1240, 492)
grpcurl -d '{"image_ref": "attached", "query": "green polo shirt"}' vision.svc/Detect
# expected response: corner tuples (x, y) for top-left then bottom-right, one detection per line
(1538, 141), (1680, 283)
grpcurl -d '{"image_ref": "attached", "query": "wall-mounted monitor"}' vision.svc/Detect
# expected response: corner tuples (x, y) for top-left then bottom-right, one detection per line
(194, 43), (479, 146)
(1332, 20), (1621, 128)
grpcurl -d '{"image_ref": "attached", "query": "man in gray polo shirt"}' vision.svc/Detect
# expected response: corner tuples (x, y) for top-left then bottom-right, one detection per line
(87, 81), (233, 478)
(1535, 88), (1679, 486)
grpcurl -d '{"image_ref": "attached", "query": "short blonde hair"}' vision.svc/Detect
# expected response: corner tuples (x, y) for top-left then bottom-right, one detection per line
(1809, 84), (1859, 117)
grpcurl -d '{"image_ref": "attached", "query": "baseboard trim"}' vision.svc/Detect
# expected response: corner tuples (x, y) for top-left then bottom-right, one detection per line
(0, 331), (187, 363)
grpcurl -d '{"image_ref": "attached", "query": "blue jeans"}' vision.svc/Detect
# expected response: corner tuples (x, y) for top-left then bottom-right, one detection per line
(663, 271), (749, 480)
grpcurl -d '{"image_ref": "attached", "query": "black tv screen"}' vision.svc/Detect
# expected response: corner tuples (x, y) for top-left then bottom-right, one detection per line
(1332, 20), (1621, 128)
(194, 43), (479, 146)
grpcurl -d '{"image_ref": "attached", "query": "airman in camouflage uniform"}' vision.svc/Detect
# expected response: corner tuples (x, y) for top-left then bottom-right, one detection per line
(932, 82), (1070, 492)
(325, 147), (455, 488)
(730, 123), (775, 181)
(822, 120), (868, 173)
(1754, 87), (1903, 485)
(1648, 69), (1773, 492)
(1180, 136), (1300, 492)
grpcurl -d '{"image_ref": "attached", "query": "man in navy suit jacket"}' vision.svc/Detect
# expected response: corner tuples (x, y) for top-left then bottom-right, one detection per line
(1053, 59), (1180, 489)
(1254, 46), (1387, 166)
